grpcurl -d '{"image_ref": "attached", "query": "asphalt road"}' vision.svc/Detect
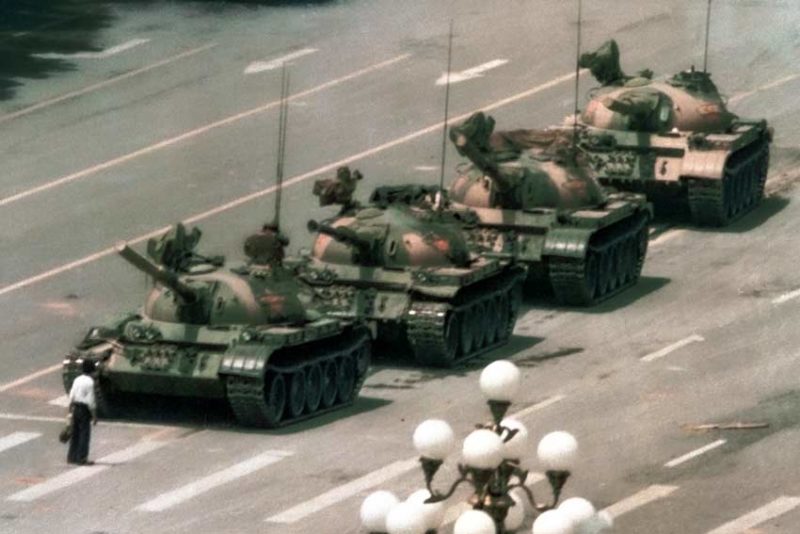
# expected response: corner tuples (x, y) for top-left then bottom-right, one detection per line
(1, 1), (800, 533)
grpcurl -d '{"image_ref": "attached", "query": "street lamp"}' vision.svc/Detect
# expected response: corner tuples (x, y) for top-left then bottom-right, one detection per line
(359, 360), (611, 533)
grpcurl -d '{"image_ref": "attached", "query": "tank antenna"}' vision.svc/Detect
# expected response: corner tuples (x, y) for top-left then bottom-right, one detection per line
(437, 20), (454, 212)
(571, 0), (583, 157)
(272, 63), (290, 230)
(702, 0), (713, 73)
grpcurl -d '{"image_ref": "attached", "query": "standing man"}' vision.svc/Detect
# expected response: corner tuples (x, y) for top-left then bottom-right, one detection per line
(67, 359), (97, 465)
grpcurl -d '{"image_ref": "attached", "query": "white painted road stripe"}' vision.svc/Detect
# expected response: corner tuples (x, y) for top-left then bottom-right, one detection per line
(48, 395), (70, 407)
(436, 59), (509, 85)
(0, 363), (62, 393)
(7, 440), (166, 502)
(0, 43), (216, 125)
(705, 496), (800, 534)
(772, 288), (800, 305)
(509, 394), (566, 420)
(602, 485), (678, 518)
(0, 412), (171, 430)
(138, 450), (292, 512)
(730, 73), (800, 105)
(650, 228), (686, 247)
(0, 432), (41, 454)
(0, 53), (409, 210)
(245, 48), (318, 74)
(664, 439), (726, 468)
(640, 335), (704, 362)
(34, 38), (150, 60)
(266, 458), (419, 523)
(0, 68), (578, 301)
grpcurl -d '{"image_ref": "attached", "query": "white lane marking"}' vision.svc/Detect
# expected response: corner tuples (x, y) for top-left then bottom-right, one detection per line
(0, 54), (409, 210)
(34, 38), (150, 60)
(664, 439), (726, 468)
(436, 59), (509, 85)
(0, 432), (41, 454)
(414, 165), (439, 171)
(772, 288), (800, 305)
(266, 458), (419, 523)
(440, 472), (545, 526)
(0, 363), (62, 393)
(0, 412), (171, 430)
(650, 228), (686, 247)
(0, 68), (578, 300)
(48, 395), (70, 407)
(640, 335), (704, 363)
(730, 73), (800, 105)
(602, 485), (678, 518)
(138, 450), (293, 512)
(244, 48), (318, 74)
(509, 395), (566, 420)
(705, 496), (800, 534)
(0, 43), (216, 125)
(7, 440), (166, 502)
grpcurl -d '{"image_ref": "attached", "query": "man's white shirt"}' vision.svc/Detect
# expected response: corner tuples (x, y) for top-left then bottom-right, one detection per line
(69, 375), (96, 410)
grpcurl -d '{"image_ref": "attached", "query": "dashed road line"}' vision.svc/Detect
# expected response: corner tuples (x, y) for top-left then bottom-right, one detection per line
(509, 394), (566, 420)
(0, 68), (578, 301)
(245, 48), (318, 74)
(0, 432), (41, 454)
(729, 73), (800, 105)
(0, 364), (62, 393)
(137, 450), (293, 512)
(602, 485), (678, 518)
(436, 59), (509, 85)
(0, 412), (171, 430)
(705, 496), (800, 534)
(7, 440), (167, 502)
(640, 335), (704, 363)
(0, 43), (216, 125)
(266, 458), (419, 524)
(48, 395), (70, 407)
(33, 38), (150, 60)
(664, 439), (726, 468)
(772, 288), (800, 305)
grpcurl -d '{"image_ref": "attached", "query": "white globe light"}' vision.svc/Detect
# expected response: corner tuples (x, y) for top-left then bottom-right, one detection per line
(413, 419), (456, 460)
(462, 429), (505, 469)
(360, 490), (400, 531)
(385, 501), (428, 534)
(504, 491), (526, 531)
(558, 497), (595, 530)
(406, 489), (446, 530)
(453, 509), (496, 534)
(480, 360), (521, 402)
(537, 431), (578, 471)
(532, 509), (575, 534)
(500, 418), (530, 460)
(509, 487), (533, 514)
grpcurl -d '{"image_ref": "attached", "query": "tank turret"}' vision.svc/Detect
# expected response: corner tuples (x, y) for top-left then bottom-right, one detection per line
(307, 219), (381, 266)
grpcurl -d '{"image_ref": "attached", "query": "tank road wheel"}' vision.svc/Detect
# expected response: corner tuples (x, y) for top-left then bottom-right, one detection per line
(635, 226), (648, 276)
(320, 360), (338, 409)
(484, 298), (500, 346)
(435, 311), (460, 366)
(305, 364), (323, 414)
(262, 372), (287, 427)
(472, 301), (489, 350)
(458, 308), (475, 357)
(94, 378), (120, 419)
(495, 293), (511, 342)
(336, 356), (356, 404)
(287, 370), (307, 419)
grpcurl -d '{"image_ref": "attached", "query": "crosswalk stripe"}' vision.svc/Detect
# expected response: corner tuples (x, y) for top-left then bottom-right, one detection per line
(7, 440), (166, 502)
(266, 458), (419, 524)
(137, 450), (293, 512)
(602, 485), (678, 518)
(48, 395), (70, 407)
(705, 496), (800, 534)
(0, 432), (41, 454)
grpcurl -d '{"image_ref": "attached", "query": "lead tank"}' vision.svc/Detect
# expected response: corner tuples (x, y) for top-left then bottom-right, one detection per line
(298, 168), (526, 368)
(577, 39), (771, 226)
(61, 223), (371, 428)
(448, 112), (652, 306)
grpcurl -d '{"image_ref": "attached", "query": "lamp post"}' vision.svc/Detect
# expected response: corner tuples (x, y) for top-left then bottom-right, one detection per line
(359, 360), (612, 533)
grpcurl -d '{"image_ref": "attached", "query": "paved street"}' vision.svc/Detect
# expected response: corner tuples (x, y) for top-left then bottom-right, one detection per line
(1, 1), (800, 532)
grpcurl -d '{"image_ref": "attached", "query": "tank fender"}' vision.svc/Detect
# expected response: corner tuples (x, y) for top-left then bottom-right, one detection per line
(542, 227), (592, 259)
(681, 149), (727, 180)
(219, 344), (274, 377)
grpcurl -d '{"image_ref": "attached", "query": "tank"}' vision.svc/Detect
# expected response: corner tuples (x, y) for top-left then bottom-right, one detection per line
(61, 223), (371, 428)
(577, 39), (772, 226)
(447, 111), (652, 306)
(298, 167), (527, 368)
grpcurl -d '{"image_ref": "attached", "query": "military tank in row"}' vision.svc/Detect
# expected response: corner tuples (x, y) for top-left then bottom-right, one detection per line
(62, 223), (371, 428)
(447, 112), (652, 306)
(298, 167), (526, 368)
(576, 39), (771, 226)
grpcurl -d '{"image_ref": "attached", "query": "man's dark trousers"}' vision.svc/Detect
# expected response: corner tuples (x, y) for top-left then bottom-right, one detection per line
(67, 403), (91, 464)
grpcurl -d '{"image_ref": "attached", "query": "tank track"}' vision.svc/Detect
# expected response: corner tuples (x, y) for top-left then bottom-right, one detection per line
(406, 269), (524, 368)
(687, 138), (770, 226)
(548, 211), (650, 306)
(225, 328), (371, 428)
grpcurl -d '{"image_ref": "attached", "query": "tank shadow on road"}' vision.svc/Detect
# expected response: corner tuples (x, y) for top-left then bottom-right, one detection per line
(524, 275), (671, 315)
(692, 195), (790, 234)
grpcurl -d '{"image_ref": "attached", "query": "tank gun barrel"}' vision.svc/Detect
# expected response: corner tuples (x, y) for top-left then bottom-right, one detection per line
(116, 242), (199, 303)
(307, 220), (373, 256)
